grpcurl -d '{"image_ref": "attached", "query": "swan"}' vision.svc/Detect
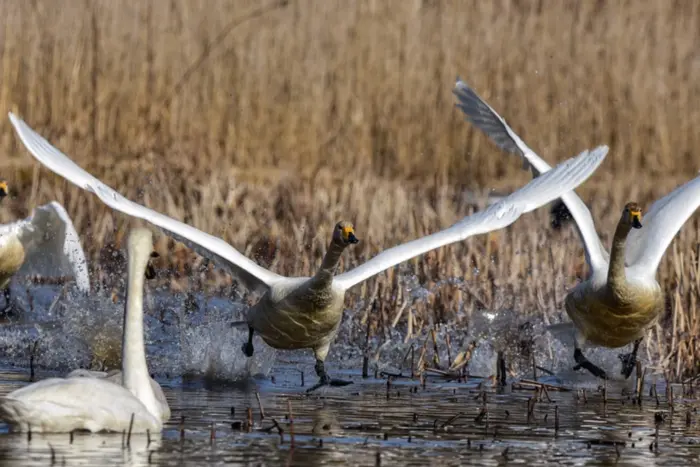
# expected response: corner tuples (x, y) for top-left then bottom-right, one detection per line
(66, 369), (170, 421)
(8, 112), (608, 391)
(453, 78), (700, 379)
(0, 185), (90, 314)
(0, 227), (165, 432)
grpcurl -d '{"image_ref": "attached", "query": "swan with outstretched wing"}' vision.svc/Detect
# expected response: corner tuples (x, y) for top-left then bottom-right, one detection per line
(9, 110), (607, 391)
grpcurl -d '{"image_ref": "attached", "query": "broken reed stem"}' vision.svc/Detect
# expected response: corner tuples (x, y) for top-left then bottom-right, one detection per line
(255, 392), (265, 420)
(362, 301), (375, 378)
(210, 422), (216, 444)
(247, 407), (253, 432)
(554, 405), (559, 433)
(127, 413), (134, 448)
(179, 415), (185, 441)
(287, 399), (295, 447)
(445, 334), (453, 368)
(430, 328), (440, 368)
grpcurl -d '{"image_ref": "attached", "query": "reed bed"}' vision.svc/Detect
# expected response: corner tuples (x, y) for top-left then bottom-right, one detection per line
(0, 0), (699, 378)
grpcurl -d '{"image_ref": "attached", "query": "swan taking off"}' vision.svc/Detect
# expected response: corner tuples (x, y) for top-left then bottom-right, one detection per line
(0, 227), (165, 432)
(0, 186), (90, 314)
(453, 78), (700, 380)
(8, 112), (608, 391)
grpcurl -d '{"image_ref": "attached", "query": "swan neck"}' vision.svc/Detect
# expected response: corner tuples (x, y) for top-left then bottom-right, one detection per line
(608, 219), (632, 292)
(317, 241), (346, 279)
(122, 244), (161, 420)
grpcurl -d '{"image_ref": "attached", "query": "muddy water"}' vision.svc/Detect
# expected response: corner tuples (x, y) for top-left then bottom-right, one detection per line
(1, 361), (700, 466)
(0, 286), (700, 465)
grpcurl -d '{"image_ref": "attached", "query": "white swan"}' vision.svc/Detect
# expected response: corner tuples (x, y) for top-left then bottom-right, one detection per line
(453, 78), (700, 379)
(0, 187), (90, 314)
(0, 227), (165, 432)
(66, 368), (170, 421)
(8, 112), (608, 391)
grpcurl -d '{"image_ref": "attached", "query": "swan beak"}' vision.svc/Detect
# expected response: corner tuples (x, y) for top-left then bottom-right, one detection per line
(631, 211), (643, 229)
(348, 232), (359, 244)
(0, 181), (7, 201)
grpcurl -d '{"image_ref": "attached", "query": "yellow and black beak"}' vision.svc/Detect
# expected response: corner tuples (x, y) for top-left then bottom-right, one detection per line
(0, 181), (7, 201)
(630, 210), (643, 229)
(343, 226), (359, 244)
(145, 251), (160, 279)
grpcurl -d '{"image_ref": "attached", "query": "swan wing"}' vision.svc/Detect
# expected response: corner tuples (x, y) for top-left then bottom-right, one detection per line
(334, 146), (609, 289)
(9, 112), (282, 293)
(0, 377), (160, 433)
(453, 78), (609, 271)
(12, 201), (91, 293)
(626, 174), (700, 275)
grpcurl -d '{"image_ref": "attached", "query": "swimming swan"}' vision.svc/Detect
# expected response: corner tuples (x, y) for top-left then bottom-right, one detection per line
(453, 78), (700, 379)
(0, 227), (165, 432)
(0, 186), (90, 314)
(66, 369), (170, 421)
(8, 112), (608, 391)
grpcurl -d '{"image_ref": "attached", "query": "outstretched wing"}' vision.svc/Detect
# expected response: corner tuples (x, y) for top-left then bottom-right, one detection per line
(334, 146), (609, 289)
(16, 201), (91, 293)
(625, 174), (700, 276)
(453, 78), (609, 272)
(9, 113), (283, 293)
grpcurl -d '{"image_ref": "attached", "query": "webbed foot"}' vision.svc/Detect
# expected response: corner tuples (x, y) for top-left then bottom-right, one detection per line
(241, 326), (255, 357)
(306, 360), (353, 393)
(618, 338), (642, 379)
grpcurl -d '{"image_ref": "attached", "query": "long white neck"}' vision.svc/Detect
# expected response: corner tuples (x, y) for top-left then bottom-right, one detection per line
(122, 230), (161, 421)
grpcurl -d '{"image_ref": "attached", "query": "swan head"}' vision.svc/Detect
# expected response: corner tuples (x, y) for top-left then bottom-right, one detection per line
(0, 180), (7, 201)
(332, 221), (359, 247)
(622, 202), (643, 229)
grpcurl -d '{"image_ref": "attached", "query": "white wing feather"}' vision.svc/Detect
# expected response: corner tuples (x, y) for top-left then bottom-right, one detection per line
(625, 174), (700, 275)
(9, 112), (283, 293)
(453, 78), (609, 272)
(15, 201), (91, 293)
(334, 145), (609, 289)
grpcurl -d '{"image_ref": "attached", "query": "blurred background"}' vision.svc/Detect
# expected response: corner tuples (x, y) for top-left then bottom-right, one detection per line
(0, 0), (699, 376)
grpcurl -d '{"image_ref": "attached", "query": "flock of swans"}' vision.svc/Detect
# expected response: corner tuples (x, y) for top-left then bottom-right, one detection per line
(0, 77), (697, 433)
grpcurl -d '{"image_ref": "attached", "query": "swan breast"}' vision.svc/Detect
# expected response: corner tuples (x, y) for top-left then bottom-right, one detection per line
(565, 280), (664, 348)
(0, 235), (26, 289)
(248, 279), (346, 350)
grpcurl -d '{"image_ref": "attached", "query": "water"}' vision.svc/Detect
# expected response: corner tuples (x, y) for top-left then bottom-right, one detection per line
(1, 284), (700, 465)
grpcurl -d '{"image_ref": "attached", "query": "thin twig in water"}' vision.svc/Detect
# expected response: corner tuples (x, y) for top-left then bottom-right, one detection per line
(255, 392), (266, 420)
(127, 413), (134, 448)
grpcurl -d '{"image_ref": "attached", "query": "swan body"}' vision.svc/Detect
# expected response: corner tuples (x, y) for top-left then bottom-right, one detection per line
(453, 78), (700, 378)
(0, 228), (165, 432)
(66, 368), (170, 421)
(0, 194), (90, 313)
(8, 110), (608, 389)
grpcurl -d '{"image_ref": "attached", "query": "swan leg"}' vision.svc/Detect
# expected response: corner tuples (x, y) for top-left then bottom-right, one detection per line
(241, 326), (255, 357)
(306, 345), (353, 392)
(573, 348), (608, 380)
(618, 338), (642, 379)
(1, 288), (13, 316)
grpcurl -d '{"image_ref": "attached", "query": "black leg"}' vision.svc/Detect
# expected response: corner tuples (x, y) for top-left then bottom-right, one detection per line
(306, 359), (353, 393)
(618, 338), (642, 379)
(1, 288), (13, 316)
(573, 348), (608, 379)
(241, 326), (255, 357)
